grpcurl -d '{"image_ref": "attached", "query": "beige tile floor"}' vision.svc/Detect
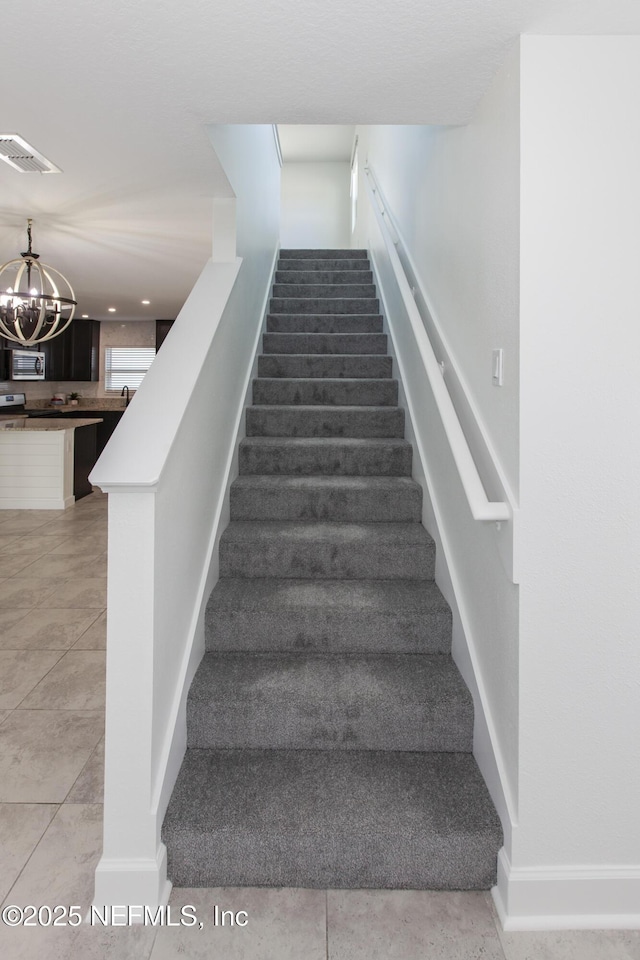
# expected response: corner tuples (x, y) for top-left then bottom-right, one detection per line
(0, 492), (638, 959)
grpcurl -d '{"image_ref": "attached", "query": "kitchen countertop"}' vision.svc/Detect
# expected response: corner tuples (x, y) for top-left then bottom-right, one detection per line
(26, 399), (128, 413)
(0, 418), (103, 432)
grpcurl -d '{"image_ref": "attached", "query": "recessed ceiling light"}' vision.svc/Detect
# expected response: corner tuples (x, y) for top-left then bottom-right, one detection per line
(81, 314), (89, 318)
(141, 300), (150, 305)
(108, 307), (116, 313)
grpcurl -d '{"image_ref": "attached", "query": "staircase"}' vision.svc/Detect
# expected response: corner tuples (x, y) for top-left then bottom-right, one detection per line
(162, 248), (502, 890)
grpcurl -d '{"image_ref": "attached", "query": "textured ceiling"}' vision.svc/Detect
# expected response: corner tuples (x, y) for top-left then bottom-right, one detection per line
(1, 0), (639, 323)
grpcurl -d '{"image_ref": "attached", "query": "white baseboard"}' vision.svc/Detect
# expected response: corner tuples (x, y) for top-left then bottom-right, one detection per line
(93, 843), (172, 909)
(494, 848), (640, 930)
(0, 496), (74, 509)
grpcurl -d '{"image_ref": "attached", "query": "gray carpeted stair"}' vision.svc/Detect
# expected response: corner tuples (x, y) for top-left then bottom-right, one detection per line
(163, 248), (502, 891)
(252, 377), (398, 406)
(263, 331), (388, 354)
(246, 405), (405, 438)
(204, 578), (452, 653)
(229, 476), (422, 521)
(275, 270), (373, 284)
(266, 314), (382, 333)
(258, 353), (392, 378)
(239, 436), (413, 476)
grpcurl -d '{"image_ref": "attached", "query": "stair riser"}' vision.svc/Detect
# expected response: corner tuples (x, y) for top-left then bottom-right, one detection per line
(280, 249), (368, 259)
(187, 657), (472, 753)
(239, 441), (412, 476)
(187, 706), (469, 752)
(267, 315), (382, 333)
(258, 355), (393, 379)
(263, 334), (387, 355)
(205, 606), (451, 655)
(252, 379), (397, 407)
(270, 298), (379, 315)
(245, 407), (404, 439)
(272, 284), (376, 299)
(275, 270), (373, 284)
(219, 538), (435, 580)
(230, 478), (420, 520)
(278, 259), (370, 272)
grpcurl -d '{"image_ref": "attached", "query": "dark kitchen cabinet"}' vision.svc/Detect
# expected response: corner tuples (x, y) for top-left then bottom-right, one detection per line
(27, 408), (125, 460)
(44, 320), (100, 381)
(48, 408), (124, 458)
(73, 423), (98, 500)
(155, 319), (175, 351)
(94, 411), (124, 457)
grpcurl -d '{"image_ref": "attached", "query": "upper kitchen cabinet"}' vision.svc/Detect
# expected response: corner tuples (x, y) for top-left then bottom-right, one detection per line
(44, 319), (100, 381)
(155, 319), (175, 351)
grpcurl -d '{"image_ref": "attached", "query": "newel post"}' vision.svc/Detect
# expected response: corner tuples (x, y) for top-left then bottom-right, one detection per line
(92, 487), (171, 908)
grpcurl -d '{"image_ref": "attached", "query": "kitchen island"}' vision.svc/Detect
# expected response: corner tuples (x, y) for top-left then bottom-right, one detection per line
(0, 418), (102, 510)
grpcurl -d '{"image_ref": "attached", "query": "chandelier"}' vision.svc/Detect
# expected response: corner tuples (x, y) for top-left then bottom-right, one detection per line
(0, 219), (77, 345)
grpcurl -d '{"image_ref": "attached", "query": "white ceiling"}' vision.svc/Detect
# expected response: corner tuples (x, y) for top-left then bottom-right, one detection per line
(278, 126), (356, 163)
(1, 0), (639, 323)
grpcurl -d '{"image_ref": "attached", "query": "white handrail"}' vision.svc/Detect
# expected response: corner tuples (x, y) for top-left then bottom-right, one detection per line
(365, 167), (510, 523)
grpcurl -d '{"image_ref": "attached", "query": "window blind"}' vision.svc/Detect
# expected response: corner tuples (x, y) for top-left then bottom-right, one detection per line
(104, 347), (156, 391)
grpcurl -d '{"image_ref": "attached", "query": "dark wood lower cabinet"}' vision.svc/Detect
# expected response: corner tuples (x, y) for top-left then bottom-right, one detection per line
(73, 424), (97, 500)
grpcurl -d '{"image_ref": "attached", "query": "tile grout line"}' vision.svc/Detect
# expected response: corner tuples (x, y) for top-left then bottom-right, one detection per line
(0, 801), (63, 911)
(325, 889), (329, 960)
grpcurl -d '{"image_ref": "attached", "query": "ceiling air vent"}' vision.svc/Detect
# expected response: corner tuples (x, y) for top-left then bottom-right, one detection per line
(0, 135), (61, 174)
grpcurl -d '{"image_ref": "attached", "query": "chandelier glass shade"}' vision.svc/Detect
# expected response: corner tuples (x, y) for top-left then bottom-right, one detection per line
(0, 220), (77, 345)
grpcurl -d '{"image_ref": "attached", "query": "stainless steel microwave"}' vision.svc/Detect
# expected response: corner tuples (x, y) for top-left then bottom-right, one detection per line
(9, 349), (46, 380)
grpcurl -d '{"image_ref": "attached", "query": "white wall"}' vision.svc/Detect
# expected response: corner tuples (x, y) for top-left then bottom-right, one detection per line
(502, 35), (640, 925)
(358, 38), (640, 926)
(208, 124), (282, 267)
(355, 43), (521, 842)
(281, 162), (351, 248)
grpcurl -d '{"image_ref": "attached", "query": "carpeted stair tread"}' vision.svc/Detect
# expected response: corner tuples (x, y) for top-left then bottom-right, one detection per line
(270, 297), (379, 315)
(239, 436), (412, 476)
(252, 378), (398, 406)
(245, 405), (405, 439)
(187, 652), (473, 752)
(263, 333), (387, 354)
(219, 520), (435, 580)
(279, 248), (368, 259)
(230, 475), (421, 520)
(258, 354), (393, 379)
(275, 270), (373, 284)
(162, 749), (502, 889)
(272, 283), (377, 299)
(205, 577), (452, 654)
(278, 258), (372, 272)
(267, 314), (383, 333)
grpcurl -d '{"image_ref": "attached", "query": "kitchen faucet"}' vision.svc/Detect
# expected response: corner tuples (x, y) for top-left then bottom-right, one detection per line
(121, 385), (130, 406)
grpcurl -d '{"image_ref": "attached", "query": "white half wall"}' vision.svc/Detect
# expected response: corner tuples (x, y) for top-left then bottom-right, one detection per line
(92, 125), (281, 908)
(280, 162), (351, 248)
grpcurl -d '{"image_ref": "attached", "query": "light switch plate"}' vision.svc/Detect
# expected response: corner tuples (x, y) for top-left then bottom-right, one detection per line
(492, 349), (503, 387)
